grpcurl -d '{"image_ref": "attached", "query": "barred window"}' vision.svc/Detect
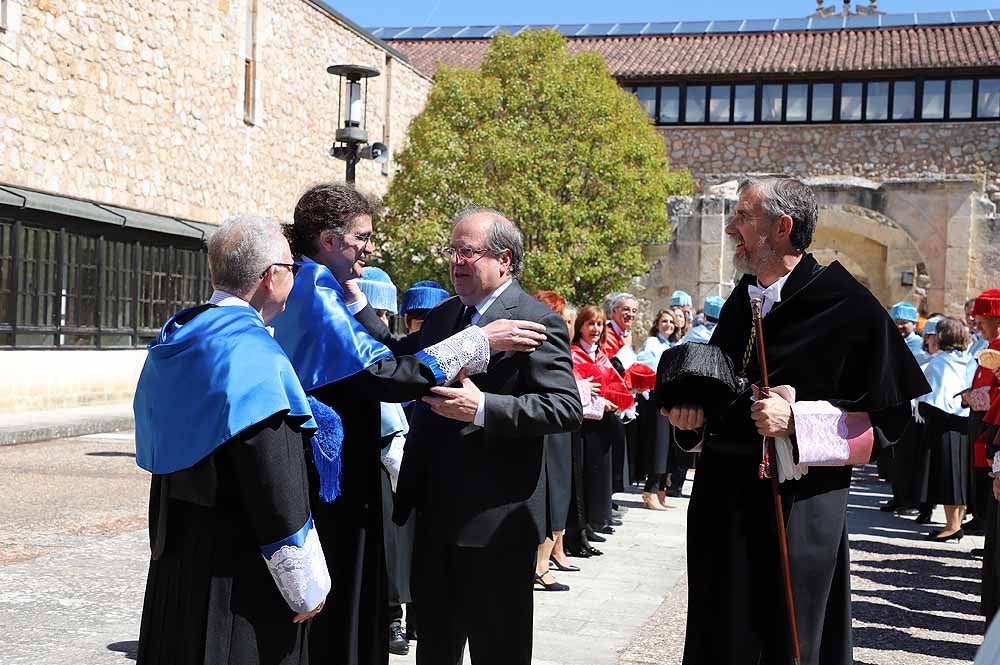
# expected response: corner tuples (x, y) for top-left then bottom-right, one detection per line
(0, 216), (210, 349)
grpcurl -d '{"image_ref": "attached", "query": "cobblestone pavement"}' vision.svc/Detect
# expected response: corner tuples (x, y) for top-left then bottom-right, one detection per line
(0, 432), (988, 664)
(619, 464), (987, 665)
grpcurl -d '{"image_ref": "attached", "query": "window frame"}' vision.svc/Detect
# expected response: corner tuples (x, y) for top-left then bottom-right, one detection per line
(0, 210), (210, 350)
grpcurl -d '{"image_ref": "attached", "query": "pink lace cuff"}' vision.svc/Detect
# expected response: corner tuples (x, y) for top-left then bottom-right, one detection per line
(791, 401), (873, 466)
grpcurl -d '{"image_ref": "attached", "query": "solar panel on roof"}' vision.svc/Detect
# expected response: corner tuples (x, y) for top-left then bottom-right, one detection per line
(404, 26), (440, 38)
(774, 18), (809, 31)
(497, 25), (527, 35)
(458, 26), (497, 38)
(810, 16), (845, 30)
(952, 10), (991, 23)
(645, 22), (679, 35)
(580, 22), (617, 35)
(742, 18), (777, 32)
(915, 12), (953, 25)
(880, 13), (916, 26)
(555, 24), (587, 36)
(845, 15), (879, 28)
(707, 20), (744, 33)
(378, 27), (413, 38)
(674, 20), (711, 34)
(611, 22), (649, 35)
(432, 26), (469, 38)
(369, 27), (384, 36)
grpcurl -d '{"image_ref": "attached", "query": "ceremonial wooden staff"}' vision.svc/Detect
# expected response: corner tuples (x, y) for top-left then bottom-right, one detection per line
(750, 297), (802, 665)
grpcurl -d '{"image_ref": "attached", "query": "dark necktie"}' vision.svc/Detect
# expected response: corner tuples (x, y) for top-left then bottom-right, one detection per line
(455, 305), (475, 332)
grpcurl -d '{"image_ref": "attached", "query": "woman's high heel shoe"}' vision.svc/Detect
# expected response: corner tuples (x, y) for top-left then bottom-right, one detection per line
(534, 573), (570, 591)
(549, 557), (581, 572)
(925, 528), (963, 542)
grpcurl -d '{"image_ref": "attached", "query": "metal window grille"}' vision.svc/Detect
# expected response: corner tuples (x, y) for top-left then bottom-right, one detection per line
(0, 217), (211, 349)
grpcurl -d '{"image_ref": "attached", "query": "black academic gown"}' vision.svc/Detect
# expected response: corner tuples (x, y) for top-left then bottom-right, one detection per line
(137, 414), (315, 665)
(306, 353), (439, 665)
(680, 254), (929, 665)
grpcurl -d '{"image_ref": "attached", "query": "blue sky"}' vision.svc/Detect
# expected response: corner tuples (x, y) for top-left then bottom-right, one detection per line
(334, 0), (1000, 28)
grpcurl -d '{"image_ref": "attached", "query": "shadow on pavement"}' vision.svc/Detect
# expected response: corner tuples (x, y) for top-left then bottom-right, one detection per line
(853, 599), (984, 635)
(854, 581), (983, 617)
(107, 641), (138, 661)
(854, 626), (978, 661)
(859, 557), (981, 580)
(851, 539), (976, 562)
(853, 568), (980, 596)
(86, 451), (136, 458)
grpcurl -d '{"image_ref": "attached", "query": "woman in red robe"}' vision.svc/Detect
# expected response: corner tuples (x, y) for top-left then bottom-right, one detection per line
(571, 305), (635, 543)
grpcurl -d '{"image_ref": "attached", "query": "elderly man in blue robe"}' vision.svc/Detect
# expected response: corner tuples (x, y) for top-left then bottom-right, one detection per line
(134, 216), (330, 665)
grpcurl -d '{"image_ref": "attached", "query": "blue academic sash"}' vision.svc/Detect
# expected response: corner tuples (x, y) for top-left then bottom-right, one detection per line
(271, 259), (393, 391)
(134, 305), (315, 474)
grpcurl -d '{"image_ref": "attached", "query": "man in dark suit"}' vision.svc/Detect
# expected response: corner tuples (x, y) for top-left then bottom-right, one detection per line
(361, 206), (582, 665)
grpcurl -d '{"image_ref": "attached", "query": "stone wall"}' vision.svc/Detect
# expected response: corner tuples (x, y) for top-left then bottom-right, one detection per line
(660, 122), (1000, 200)
(0, 0), (432, 223)
(0, 350), (146, 412)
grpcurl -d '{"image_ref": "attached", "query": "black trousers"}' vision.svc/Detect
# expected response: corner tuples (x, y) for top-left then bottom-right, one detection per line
(414, 537), (536, 665)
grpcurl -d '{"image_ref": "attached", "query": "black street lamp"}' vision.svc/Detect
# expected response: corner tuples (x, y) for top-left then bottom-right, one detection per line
(327, 64), (388, 184)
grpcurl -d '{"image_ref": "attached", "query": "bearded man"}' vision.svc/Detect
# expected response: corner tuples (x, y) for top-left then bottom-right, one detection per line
(667, 177), (928, 665)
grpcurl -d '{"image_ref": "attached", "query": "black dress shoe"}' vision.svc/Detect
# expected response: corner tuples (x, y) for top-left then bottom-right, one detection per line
(665, 487), (682, 498)
(926, 528), (963, 542)
(915, 512), (934, 525)
(549, 557), (580, 572)
(585, 526), (607, 542)
(388, 623), (409, 655)
(594, 524), (615, 535)
(612, 502), (626, 512)
(879, 501), (900, 512)
(584, 544), (604, 556)
(896, 508), (920, 517)
(565, 545), (592, 558)
(609, 519), (623, 527)
(534, 573), (570, 591)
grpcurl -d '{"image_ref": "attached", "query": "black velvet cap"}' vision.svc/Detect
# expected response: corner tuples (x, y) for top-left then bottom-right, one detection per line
(654, 343), (741, 419)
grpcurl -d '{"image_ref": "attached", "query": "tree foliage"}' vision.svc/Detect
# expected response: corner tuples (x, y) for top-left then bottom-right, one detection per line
(379, 30), (693, 304)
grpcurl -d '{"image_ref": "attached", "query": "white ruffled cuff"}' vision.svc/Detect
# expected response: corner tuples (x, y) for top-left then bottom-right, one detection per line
(414, 326), (491, 385)
(992, 451), (1000, 475)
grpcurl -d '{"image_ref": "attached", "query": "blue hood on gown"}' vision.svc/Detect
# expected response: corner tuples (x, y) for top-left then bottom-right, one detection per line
(134, 305), (316, 474)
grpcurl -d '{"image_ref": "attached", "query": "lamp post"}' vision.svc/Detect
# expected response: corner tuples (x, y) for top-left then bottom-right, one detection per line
(327, 64), (388, 184)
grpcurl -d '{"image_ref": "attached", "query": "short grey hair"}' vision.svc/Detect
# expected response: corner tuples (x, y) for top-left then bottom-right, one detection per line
(451, 205), (525, 278)
(207, 216), (289, 296)
(737, 177), (818, 251)
(608, 292), (638, 313)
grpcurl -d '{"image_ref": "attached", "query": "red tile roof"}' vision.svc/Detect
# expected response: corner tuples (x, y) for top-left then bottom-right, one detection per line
(389, 24), (1000, 79)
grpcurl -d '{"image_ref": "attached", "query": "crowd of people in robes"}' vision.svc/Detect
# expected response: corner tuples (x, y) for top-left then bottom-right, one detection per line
(128, 173), (1000, 665)
(876, 291), (1000, 632)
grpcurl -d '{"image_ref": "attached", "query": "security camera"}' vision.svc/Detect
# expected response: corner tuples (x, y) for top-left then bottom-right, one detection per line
(360, 142), (389, 163)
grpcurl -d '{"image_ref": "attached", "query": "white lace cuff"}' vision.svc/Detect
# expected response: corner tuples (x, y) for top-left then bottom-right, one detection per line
(791, 401), (874, 466)
(261, 515), (331, 614)
(992, 451), (1000, 475)
(414, 326), (491, 385)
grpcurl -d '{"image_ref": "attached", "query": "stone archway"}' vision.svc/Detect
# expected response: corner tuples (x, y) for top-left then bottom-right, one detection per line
(813, 204), (929, 308)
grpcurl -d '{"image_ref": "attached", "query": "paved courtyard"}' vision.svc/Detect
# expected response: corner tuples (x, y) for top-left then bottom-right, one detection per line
(0, 431), (989, 664)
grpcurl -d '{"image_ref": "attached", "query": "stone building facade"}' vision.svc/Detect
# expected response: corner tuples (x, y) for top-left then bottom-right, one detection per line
(0, 0), (432, 412)
(385, 14), (1000, 319)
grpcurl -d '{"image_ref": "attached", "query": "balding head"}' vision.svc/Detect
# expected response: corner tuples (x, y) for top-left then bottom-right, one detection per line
(208, 216), (291, 297)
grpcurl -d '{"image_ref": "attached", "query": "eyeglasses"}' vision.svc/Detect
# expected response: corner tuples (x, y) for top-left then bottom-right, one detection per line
(343, 231), (374, 244)
(442, 246), (495, 262)
(260, 262), (300, 279)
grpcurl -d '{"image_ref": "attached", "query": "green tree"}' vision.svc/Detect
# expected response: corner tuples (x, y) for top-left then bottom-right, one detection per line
(379, 30), (693, 304)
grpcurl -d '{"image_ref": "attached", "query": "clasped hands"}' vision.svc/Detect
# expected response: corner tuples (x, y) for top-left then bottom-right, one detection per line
(662, 384), (796, 438)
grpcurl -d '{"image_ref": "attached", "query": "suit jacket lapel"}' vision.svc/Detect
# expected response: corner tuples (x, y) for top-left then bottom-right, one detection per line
(474, 280), (521, 328)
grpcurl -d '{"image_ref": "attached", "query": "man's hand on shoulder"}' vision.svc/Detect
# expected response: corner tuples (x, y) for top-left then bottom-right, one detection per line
(481, 319), (546, 353)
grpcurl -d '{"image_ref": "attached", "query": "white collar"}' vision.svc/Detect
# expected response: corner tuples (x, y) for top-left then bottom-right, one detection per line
(208, 290), (266, 326)
(610, 320), (631, 337)
(578, 339), (597, 358)
(747, 271), (792, 318)
(468, 279), (514, 324)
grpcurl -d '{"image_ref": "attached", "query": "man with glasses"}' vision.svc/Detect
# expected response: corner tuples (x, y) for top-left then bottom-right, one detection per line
(271, 184), (549, 665)
(368, 205), (582, 665)
(133, 216), (329, 665)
